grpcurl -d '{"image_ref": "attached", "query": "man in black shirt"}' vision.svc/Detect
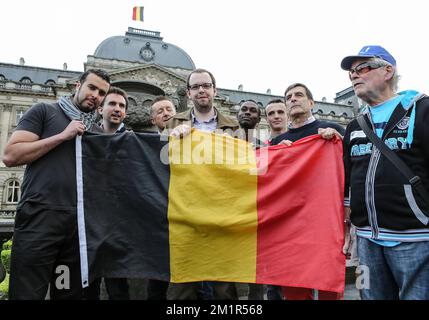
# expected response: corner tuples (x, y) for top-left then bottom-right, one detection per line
(3, 69), (110, 300)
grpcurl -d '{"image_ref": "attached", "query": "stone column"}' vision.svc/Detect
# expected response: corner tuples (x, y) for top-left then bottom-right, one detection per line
(0, 105), (13, 166)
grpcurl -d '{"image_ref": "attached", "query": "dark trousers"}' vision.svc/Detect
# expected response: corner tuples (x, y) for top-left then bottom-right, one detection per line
(266, 285), (283, 300)
(167, 281), (238, 300)
(147, 279), (169, 300)
(9, 203), (83, 300)
(85, 278), (130, 300)
(247, 283), (265, 300)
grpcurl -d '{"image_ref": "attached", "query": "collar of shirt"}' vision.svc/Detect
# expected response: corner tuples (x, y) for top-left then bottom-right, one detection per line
(191, 108), (218, 132)
(101, 122), (125, 133)
(288, 115), (316, 129)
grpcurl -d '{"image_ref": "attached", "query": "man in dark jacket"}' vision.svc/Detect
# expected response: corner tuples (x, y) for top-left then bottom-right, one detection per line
(272, 83), (345, 300)
(341, 45), (429, 300)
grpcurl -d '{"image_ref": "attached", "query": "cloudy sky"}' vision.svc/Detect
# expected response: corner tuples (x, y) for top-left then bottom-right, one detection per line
(1, 0), (427, 101)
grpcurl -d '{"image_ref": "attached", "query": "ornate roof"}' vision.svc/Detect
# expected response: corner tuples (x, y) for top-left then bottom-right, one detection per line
(0, 63), (80, 84)
(94, 28), (196, 70)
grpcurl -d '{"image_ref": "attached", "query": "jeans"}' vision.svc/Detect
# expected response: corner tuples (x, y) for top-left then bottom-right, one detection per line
(357, 236), (429, 300)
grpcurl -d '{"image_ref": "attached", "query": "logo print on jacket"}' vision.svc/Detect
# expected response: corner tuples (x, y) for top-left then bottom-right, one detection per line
(397, 117), (410, 130)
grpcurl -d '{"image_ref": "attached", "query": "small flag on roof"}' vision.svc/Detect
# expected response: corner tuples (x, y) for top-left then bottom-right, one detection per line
(132, 6), (144, 22)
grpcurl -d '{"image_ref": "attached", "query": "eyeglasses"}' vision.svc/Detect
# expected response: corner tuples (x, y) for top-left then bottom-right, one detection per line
(188, 83), (214, 91)
(348, 62), (386, 79)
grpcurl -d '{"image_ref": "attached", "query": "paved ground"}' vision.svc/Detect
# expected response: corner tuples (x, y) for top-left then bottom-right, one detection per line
(344, 283), (360, 300)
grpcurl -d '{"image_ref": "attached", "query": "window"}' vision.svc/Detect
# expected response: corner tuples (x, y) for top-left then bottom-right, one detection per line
(45, 79), (56, 86)
(5, 180), (20, 204)
(20, 77), (32, 83)
(15, 109), (26, 125)
(128, 97), (137, 107)
(143, 99), (153, 107)
(19, 77), (32, 90)
(0, 74), (5, 81)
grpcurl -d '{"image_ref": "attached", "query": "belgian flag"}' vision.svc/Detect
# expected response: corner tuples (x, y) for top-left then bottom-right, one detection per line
(76, 130), (345, 293)
(132, 6), (144, 22)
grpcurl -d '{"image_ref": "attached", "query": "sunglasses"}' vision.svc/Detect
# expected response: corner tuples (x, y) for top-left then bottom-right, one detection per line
(348, 62), (386, 79)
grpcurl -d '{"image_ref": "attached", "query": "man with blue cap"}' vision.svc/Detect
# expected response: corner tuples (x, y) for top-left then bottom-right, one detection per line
(341, 45), (429, 299)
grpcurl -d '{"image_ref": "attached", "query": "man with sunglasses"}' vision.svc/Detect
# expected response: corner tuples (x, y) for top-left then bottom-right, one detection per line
(165, 68), (239, 300)
(341, 45), (429, 299)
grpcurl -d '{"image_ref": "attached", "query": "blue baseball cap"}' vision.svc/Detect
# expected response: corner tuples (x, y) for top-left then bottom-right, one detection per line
(341, 45), (396, 70)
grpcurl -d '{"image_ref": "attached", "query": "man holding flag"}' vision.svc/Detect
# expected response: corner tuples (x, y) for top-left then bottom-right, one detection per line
(3, 69), (110, 300)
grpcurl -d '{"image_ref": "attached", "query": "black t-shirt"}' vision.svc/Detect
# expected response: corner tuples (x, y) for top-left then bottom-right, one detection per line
(271, 119), (346, 145)
(16, 102), (98, 211)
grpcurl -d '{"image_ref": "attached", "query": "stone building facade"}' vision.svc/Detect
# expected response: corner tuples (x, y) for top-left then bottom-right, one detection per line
(0, 27), (355, 234)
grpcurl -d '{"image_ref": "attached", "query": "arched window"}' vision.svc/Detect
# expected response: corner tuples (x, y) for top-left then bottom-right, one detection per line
(143, 99), (153, 107)
(128, 97), (137, 107)
(5, 180), (21, 204)
(19, 77), (32, 90)
(20, 77), (32, 84)
(45, 79), (56, 86)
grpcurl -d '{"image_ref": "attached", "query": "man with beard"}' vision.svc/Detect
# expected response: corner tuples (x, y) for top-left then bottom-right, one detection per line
(166, 68), (239, 136)
(3, 69), (110, 300)
(165, 68), (239, 300)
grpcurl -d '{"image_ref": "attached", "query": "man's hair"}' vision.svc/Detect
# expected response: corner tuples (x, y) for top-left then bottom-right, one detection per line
(264, 99), (285, 116)
(284, 83), (314, 102)
(186, 68), (216, 88)
(104, 86), (129, 110)
(239, 99), (261, 116)
(150, 96), (175, 116)
(266, 98), (284, 106)
(79, 69), (111, 84)
(371, 57), (400, 92)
